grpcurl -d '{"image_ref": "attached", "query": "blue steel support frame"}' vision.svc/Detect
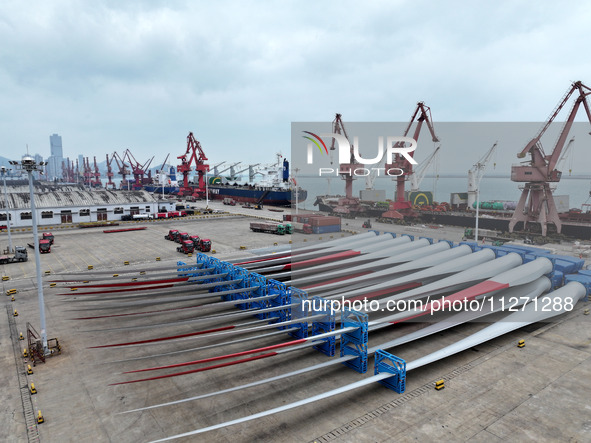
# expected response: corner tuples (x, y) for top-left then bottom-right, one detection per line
(340, 308), (368, 373)
(374, 349), (406, 393)
(289, 287), (309, 339)
(311, 296), (336, 356)
(267, 280), (290, 324)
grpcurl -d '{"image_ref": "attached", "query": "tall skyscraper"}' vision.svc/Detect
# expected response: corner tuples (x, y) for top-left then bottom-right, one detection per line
(47, 133), (64, 180)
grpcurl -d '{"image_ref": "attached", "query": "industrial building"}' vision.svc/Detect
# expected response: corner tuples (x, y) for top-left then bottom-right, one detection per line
(0, 181), (174, 228)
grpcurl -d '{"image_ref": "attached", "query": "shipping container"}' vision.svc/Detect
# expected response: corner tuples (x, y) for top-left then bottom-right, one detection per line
(312, 224), (341, 234)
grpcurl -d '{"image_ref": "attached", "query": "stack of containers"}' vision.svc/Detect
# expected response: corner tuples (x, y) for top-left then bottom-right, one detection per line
(309, 215), (341, 234)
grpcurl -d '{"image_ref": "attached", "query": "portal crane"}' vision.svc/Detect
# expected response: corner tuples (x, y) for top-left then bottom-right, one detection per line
(467, 142), (498, 209)
(105, 153), (116, 189)
(509, 81), (591, 236)
(83, 157), (93, 187)
(61, 160), (75, 183)
(409, 145), (441, 192)
(113, 151), (130, 190)
(385, 102), (439, 211)
(177, 132), (209, 198)
(330, 113), (357, 199)
(126, 149), (154, 190)
(92, 156), (102, 187)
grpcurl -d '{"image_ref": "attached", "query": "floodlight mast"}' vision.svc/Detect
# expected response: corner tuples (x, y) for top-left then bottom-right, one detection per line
(9, 156), (49, 354)
(0, 166), (13, 252)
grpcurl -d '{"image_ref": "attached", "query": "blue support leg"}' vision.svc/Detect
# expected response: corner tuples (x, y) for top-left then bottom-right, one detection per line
(375, 349), (406, 393)
(340, 308), (368, 373)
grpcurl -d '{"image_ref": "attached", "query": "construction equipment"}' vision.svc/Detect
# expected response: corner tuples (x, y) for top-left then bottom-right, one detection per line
(0, 246), (28, 264)
(177, 132), (210, 199)
(382, 102), (439, 219)
(509, 81), (591, 236)
(177, 240), (195, 254)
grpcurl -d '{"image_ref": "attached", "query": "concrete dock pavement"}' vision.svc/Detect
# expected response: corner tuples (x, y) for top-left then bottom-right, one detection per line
(0, 209), (589, 442)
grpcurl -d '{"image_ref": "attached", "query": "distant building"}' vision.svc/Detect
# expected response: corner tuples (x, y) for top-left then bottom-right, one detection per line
(47, 134), (64, 181)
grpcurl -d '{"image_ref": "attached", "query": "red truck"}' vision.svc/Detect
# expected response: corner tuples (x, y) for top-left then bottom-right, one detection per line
(196, 238), (212, 252)
(176, 240), (195, 254)
(28, 240), (51, 253)
(42, 232), (54, 244)
(164, 229), (179, 241)
(176, 232), (189, 244)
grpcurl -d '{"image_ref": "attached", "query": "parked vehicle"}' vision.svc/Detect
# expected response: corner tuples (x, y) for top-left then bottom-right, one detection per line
(176, 232), (190, 243)
(164, 229), (179, 240)
(177, 240), (195, 254)
(28, 240), (51, 253)
(196, 238), (212, 252)
(250, 222), (286, 235)
(0, 246), (28, 264)
(189, 235), (201, 248)
(42, 232), (54, 244)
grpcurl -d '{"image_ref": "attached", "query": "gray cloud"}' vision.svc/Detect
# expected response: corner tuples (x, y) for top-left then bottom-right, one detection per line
(1, 0), (590, 174)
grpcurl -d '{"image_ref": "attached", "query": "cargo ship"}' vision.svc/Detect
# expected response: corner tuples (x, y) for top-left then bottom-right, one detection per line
(140, 167), (180, 195)
(208, 157), (307, 207)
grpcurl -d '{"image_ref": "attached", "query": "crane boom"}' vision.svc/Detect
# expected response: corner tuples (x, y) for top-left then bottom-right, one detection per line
(409, 145), (441, 192)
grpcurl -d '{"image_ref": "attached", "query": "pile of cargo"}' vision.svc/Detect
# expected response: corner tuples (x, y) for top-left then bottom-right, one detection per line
(283, 213), (341, 234)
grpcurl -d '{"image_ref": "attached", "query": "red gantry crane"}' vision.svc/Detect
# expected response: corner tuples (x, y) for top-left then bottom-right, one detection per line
(382, 102), (439, 220)
(177, 132), (210, 198)
(125, 149), (154, 190)
(509, 81), (591, 236)
(113, 151), (130, 190)
(105, 153), (116, 189)
(83, 157), (93, 187)
(331, 113), (359, 201)
(92, 156), (102, 187)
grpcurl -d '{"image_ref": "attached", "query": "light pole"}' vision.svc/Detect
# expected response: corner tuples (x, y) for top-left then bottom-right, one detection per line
(205, 170), (209, 208)
(1, 167), (13, 253)
(9, 156), (49, 354)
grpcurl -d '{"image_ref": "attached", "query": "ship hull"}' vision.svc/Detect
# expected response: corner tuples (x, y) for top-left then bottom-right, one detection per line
(209, 186), (307, 207)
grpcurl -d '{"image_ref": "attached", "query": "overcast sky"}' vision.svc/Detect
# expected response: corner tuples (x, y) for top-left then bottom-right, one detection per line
(1, 0), (591, 174)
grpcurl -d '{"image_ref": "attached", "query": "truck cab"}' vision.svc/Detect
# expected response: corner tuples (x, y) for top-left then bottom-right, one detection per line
(14, 246), (28, 261)
(178, 232), (189, 243)
(197, 239), (211, 252)
(165, 229), (179, 241)
(189, 235), (200, 247)
(42, 232), (54, 244)
(177, 240), (195, 254)
(39, 239), (51, 253)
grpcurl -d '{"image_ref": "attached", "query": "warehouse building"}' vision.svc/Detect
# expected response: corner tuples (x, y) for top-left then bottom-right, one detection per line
(0, 181), (175, 228)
